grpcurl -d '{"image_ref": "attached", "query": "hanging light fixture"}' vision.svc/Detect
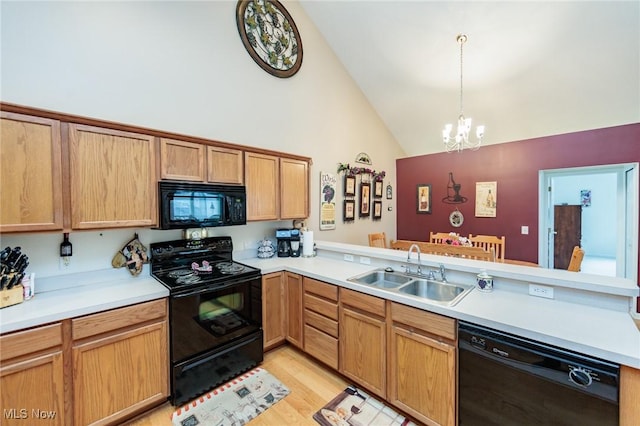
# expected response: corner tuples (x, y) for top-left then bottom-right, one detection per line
(442, 34), (485, 152)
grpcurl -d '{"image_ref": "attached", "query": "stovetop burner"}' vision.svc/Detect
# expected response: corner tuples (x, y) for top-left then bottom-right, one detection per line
(150, 236), (261, 293)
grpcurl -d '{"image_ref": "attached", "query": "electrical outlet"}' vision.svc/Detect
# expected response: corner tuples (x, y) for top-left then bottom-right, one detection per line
(529, 284), (554, 299)
(344, 254), (354, 262)
(359, 256), (371, 265)
(59, 257), (71, 270)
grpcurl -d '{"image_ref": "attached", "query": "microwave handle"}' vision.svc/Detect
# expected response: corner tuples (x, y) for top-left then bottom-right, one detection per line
(224, 196), (231, 224)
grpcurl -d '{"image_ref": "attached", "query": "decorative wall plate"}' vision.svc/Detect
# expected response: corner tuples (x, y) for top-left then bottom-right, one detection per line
(449, 209), (464, 227)
(236, 0), (303, 78)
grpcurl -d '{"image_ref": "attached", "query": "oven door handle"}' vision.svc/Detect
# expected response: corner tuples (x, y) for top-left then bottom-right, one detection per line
(172, 276), (259, 298)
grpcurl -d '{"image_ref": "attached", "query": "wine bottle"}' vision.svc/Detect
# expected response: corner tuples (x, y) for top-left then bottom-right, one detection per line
(60, 233), (72, 257)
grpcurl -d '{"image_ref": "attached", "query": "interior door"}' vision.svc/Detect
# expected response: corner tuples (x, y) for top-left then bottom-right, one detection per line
(553, 205), (582, 269)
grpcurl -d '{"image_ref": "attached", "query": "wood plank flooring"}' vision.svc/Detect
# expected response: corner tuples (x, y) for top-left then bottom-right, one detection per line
(125, 345), (350, 425)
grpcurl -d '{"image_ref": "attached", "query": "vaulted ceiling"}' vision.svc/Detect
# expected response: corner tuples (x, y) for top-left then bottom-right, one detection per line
(300, 1), (640, 157)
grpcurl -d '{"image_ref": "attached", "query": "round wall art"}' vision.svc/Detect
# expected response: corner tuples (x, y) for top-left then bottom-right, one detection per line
(449, 209), (464, 227)
(236, 0), (303, 78)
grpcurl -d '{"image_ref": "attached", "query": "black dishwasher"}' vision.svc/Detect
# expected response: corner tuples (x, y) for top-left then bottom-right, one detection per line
(458, 322), (619, 426)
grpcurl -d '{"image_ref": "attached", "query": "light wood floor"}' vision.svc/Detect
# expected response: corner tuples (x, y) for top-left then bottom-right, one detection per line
(126, 345), (350, 425)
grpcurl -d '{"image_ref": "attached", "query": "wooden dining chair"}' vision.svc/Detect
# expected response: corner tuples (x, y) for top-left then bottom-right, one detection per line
(368, 232), (387, 248)
(468, 234), (506, 262)
(567, 246), (585, 272)
(429, 232), (453, 244)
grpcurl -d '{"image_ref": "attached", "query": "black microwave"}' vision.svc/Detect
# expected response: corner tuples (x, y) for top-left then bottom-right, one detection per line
(158, 181), (246, 229)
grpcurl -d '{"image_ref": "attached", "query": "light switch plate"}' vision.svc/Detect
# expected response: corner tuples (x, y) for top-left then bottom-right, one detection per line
(521, 226), (529, 235)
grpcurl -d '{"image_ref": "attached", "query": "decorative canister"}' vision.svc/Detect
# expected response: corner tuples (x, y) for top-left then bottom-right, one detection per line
(476, 270), (493, 292)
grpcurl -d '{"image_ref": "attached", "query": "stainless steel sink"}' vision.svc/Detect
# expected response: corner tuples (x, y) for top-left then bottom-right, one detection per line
(347, 268), (474, 306)
(347, 269), (413, 288)
(397, 279), (474, 305)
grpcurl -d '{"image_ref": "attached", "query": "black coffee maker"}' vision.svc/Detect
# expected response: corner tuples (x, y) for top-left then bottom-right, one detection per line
(276, 229), (291, 257)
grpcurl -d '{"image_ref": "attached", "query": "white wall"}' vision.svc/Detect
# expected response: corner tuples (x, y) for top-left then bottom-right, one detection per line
(0, 1), (406, 277)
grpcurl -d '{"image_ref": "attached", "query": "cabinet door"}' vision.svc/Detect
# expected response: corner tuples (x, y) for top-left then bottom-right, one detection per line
(621, 365), (640, 426)
(339, 301), (386, 398)
(285, 272), (303, 348)
(262, 272), (285, 350)
(245, 152), (279, 221)
(72, 321), (168, 426)
(160, 138), (205, 181)
(388, 325), (456, 426)
(0, 112), (63, 232)
(280, 158), (309, 219)
(69, 124), (157, 229)
(207, 146), (243, 184)
(0, 323), (65, 426)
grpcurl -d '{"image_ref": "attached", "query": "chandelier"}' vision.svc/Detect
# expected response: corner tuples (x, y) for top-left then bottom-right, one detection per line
(442, 34), (485, 152)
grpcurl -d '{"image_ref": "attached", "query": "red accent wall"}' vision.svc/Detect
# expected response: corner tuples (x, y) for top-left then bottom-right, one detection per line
(396, 123), (640, 273)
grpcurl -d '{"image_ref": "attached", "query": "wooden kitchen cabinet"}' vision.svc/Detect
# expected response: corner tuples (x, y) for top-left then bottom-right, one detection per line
(71, 299), (168, 426)
(285, 272), (304, 348)
(68, 124), (157, 229)
(159, 139), (244, 184)
(160, 138), (205, 181)
(0, 323), (66, 425)
(280, 158), (309, 219)
(303, 277), (339, 369)
(339, 288), (387, 398)
(0, 112), (64, 233)
(262, 272), (286, 350)
(388, 302), (456, 426)
(207, 146), (243, 184)
(245, 152), (309, 221)
(620, 365), (640, 426)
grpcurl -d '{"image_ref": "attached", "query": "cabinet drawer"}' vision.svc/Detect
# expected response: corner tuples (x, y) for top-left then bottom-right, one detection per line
(305, 309), (338, 337)
(340, 288), (385, 317)
(304, 293), (338, 320)
(0, 323), (62, 361)
(391, 302), (455, 341)
(304, 324), (338, 370)
(72, 299), (167, 340)
(304, 278), (338, 301)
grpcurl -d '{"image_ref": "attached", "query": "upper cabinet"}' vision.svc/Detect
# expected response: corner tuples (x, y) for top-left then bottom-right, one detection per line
(245, 152), (309, 221)
(68, 124), (157, 229)
(0, 112), (64, 232)
(160, 139), (243, 184)
(160, 138), (205, 181)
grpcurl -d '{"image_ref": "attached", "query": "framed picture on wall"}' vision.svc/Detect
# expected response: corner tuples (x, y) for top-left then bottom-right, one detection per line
(373, 200), (382, 219)
(416, 184), (431, 214)
(344, 199), (355, 221)
(374, 180), (383, 198)
(344, 175), (356, 196)
(360, 182), (370, 217)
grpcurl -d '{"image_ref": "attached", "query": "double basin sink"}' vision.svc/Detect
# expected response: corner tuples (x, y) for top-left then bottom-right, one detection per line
(347, 268), (474, 307)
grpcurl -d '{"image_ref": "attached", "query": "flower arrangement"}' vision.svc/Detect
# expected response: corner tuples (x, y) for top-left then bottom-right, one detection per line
(337, 162), (386, 181)
(444, 232), (472, 247)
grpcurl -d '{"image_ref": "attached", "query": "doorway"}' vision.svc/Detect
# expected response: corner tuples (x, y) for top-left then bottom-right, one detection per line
(539, 163), (638, 281)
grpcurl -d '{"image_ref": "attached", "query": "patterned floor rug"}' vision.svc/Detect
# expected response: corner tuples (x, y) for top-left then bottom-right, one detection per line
(313, 386), (416, 426)
(171, 367), (290, 426)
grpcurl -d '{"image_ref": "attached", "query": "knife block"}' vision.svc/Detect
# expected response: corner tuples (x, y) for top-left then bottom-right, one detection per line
(0, 285), (24, 308)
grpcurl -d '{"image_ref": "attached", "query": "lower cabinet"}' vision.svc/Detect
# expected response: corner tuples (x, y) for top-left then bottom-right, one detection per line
(71, 299), (169, 425)
(303, 277), (339, 369)
(285, 272), (304, 348)
(0, 323), (66, 425)
(388, 302), (456, 426)
(0, 299), (169, 426)
(262, 272), (286, 350)
(339, 288), (387, 399)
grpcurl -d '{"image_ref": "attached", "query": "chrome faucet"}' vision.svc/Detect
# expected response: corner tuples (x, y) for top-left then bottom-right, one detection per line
(439, 263), (447, 283)
(406, 244), (422, 275)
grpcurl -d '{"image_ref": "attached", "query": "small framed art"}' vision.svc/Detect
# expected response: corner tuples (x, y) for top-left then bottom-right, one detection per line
(374, 180), (383, 198)
(373, 200), (382, 219)
(417, 184), (431, 214)
(344, 175), (356, 196)
(360, 182), (370, 217)
(344, 199), (355, 221)
(386, 184), (393, 200)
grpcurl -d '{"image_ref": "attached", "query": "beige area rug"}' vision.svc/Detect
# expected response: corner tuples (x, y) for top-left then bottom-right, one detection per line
(171, 367), (290, 426)
(313, 386), (416, 426)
